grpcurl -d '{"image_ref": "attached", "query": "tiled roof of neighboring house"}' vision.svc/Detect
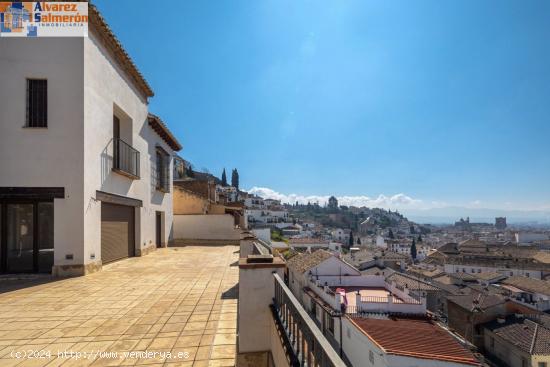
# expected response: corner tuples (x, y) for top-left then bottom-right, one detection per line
(386, 272), (439, 292)
(450, 272), (478, 281)
(349, 317), (479, 365)
(286, 250), (333, 274)
(471, 272), (506, 282)
(431, 280), (464, 295)
(406, 266), (445, 279)
(361, 266), (395, 277)
(378, 251), (409, 261)
(484, 316), (550, 355)
(502, 276), (550, 296)
(447, 292), (506, 312)
(343, 250), (375, 267)
(534, 251), (550, 264)
(288, 238), (328, 245)
(87, 3), (154, 98)
(437, 242), (460, 255)
(147, 114), (182, 151)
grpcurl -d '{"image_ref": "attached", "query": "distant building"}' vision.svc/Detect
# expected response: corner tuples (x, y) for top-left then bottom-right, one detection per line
(515, 232), (549, 245)
(455, 217), (471, 230)
(483, 315), (550, 367)
(495, 217), (507, 230)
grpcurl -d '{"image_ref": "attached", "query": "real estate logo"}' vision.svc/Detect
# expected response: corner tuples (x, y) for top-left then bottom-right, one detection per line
(0, 2), (88, 37)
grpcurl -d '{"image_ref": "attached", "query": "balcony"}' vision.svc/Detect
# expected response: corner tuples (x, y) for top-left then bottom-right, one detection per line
(272, 273), (347, 367)
(113, 138), (140, 179)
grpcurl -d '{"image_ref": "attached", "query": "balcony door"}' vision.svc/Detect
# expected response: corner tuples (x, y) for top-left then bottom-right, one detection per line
(0, 201), (54, 273)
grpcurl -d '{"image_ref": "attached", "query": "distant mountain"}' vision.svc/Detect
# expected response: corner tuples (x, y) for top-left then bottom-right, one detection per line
(400, 206), (550, 225)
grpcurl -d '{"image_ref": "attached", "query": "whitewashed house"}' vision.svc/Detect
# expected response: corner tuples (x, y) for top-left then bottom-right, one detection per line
(286, 250), (479, 367)
(0, 5), (181, 275)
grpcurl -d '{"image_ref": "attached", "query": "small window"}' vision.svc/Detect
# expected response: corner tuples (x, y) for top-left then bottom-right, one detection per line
(155, 147), (170, 192)
(26, 79), (48, 127)
(526, 273), (530, 278)
(369, 350), (374, 364)
(538, 362), (547, 367)
(328, 316), (334, 334)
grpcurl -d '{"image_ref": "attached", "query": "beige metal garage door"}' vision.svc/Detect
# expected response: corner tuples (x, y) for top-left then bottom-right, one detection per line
(101, 203), (135, 264)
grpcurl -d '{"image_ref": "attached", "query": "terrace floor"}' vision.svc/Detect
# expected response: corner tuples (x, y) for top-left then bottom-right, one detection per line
(0, 246), (239, 367)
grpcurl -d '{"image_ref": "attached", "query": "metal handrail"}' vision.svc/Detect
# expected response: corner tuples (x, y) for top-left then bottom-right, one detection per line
(272, 273), (346, 367)
(113, 138), (140, 178)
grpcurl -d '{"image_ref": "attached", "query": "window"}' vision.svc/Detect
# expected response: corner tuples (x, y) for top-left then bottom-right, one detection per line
(26, 79), (47, 127)
(156, 147), (170, 192)
(328, 316), (334, 334)
(369, 350), (374, 364)
(538, 362), (547, 367)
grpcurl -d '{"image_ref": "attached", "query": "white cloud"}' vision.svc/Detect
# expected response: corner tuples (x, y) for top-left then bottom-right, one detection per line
(246, 187), (422, 209)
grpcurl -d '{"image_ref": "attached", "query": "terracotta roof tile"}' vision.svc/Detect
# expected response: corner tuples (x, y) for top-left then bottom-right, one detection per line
(502, 276), (550, 296)
(485, 316), (550, 355)
(349, 316), (479, 365)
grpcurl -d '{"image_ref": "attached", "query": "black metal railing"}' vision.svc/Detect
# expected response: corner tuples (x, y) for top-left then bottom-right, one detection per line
(113, 138), (140, 178)
(272, 273), (346, 367)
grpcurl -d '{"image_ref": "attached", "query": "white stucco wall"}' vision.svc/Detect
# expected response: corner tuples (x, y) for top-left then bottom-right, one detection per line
(82, 28), (174, 265)
(0, 30), (177, 272)
(342, 318), (474, 367)
(173, 214), (240, 240)
(238, 264), (285, 353)
(0, 37), (86, 266)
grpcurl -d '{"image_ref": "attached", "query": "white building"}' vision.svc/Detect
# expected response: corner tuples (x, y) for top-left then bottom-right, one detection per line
(245, 208), (289, 225)
(331, 228), (350, 243)
(286, 250), (479, 367)
(515, 232), (549, 245)
(0, 6), (181, 276)
(244, 196), (265, 209)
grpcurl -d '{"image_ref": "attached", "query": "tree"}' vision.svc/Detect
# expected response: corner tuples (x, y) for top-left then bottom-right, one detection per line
(231, 168), (239, 189)
(356, 237), (361, 245)
(411, 238), (417, 260)
(388, 229), (394, 239)
(221, 168), (227, 186)
(417, 234), (423, 242)
(348, 231), (354, 248)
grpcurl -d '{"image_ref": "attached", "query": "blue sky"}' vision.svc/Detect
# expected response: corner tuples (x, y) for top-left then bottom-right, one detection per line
(95, 0), (550, 211)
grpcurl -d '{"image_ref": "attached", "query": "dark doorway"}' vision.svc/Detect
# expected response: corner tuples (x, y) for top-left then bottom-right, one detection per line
(0, 200), (54, 273)
(156, 211), (162, 248)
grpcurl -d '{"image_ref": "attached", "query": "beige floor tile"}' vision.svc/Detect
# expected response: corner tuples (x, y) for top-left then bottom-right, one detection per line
(0, 246), (238, 367)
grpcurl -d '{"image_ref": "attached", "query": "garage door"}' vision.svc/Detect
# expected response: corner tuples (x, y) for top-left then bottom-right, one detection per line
(101, 203), (135, 264)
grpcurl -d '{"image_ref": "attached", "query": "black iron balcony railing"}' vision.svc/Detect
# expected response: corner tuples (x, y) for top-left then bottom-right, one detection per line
(272, 273), (346, 367)
(113, 138), (140, 179)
